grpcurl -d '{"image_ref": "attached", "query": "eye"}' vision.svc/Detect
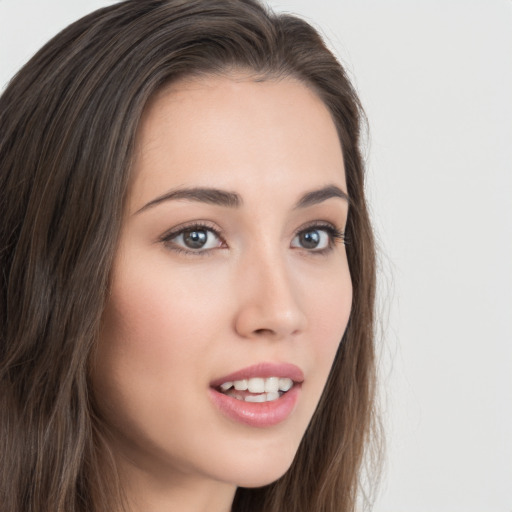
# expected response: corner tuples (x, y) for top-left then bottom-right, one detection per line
(291, 228), (330, 250)
(291, 224), (345, 252)
(161, 224), (224, 253)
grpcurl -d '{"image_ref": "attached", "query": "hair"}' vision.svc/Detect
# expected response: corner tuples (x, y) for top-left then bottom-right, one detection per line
(0, 1), (380, 511)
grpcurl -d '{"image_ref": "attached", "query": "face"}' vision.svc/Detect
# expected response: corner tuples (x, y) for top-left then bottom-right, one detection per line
(91, 75), (352, 496)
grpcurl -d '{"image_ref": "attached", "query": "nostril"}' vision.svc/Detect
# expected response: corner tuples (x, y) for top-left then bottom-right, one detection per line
(253, 328), (274, 336)
(234, 297), (307, 340)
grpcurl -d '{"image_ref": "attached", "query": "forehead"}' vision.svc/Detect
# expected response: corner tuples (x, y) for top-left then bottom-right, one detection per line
(130, 74), (346, 211)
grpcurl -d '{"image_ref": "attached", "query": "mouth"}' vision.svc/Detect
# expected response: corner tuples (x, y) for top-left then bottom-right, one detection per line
(216, 376), (294, 403)
(209, 363), (303, 427)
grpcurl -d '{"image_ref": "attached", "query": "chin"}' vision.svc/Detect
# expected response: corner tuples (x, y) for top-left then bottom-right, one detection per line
(219, 444), (298, 489)
(232, 467), (291, 489)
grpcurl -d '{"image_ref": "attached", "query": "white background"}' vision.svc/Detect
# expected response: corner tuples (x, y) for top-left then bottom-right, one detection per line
(1, 1), (511, 511)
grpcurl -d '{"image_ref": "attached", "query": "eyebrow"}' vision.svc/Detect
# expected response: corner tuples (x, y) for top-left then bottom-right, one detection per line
(294, 184), (350, 209)
(136, 187), (241, 213)
(135, 184), (349, 214)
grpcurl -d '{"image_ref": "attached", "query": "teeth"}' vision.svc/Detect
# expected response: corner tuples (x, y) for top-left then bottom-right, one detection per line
(247, 377), (265, 393)
(220, 381), (233, 391)
(265, 391), (280, 401)
(226, 391), (282, 403)
(279, 378), (293, 392)
(219, 376), (295, 394)
(233, 379), (248, 391)
(264, 377), (279, 393)
(245, 393), (267, 403)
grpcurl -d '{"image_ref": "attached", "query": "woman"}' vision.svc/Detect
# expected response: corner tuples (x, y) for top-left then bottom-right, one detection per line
(0, 1), (379, 511)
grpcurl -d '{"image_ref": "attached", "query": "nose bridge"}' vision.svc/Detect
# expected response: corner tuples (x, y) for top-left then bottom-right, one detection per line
(234, 239), (307, 340)
(251, 243), (292, 304)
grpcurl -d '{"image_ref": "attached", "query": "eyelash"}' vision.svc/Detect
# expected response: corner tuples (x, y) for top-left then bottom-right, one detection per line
(292, 222), (346, 255)
(159, 221), (347, 256)
(159, 221), (224, 257)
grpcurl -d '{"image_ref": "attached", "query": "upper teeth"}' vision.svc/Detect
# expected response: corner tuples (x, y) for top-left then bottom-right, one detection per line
(219, 377), (293, 393)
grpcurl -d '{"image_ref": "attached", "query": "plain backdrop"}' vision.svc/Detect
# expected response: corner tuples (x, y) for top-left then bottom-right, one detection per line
(1, 1), (511, 511)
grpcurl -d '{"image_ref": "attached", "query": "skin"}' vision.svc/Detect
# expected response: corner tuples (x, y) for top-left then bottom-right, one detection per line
(91, 74), (352, 512)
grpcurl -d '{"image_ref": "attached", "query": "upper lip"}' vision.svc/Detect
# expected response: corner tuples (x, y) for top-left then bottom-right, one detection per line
(210, 362), (304, 388)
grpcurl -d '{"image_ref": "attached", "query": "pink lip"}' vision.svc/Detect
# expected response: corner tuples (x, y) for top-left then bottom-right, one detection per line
(209, 362), (304, 428)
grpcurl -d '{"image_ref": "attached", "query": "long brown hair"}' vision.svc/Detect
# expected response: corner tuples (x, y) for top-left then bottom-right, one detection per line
(0, 1), (380, 510)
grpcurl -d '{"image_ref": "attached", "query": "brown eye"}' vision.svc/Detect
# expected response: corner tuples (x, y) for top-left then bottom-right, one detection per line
(299, 230), (321, 249)
(291, 228), (330, 251)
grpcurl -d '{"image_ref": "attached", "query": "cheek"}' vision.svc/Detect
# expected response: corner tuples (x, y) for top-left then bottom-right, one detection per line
(97, 265), (219, 380)
(301, 262), (352, 394)
(91, 255), (223, 421)
(305, 260), (352, 346)
(294, 256), (352, 401)
(90, 257), (238, 477)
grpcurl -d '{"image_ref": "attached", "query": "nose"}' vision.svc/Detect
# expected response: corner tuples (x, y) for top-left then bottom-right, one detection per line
(233, 251), (307, 341)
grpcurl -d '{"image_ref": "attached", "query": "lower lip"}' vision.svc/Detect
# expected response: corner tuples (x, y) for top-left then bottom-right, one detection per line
(208, 385), (301, 428)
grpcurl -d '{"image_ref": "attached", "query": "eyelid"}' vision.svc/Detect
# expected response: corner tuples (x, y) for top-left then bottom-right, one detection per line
(294, 220), (346, 239)
(158, 221), (226, 255)
(158, 219), (347, 257)
(292, 220), (347, 251)
(295, 219), (343, 232)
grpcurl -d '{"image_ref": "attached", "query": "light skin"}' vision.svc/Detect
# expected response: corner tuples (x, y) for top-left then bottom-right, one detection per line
(91, 73), (352, 512)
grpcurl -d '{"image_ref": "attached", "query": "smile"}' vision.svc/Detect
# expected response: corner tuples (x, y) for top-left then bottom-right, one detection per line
(218, 377), (294, 402)
(209, 363), (303, 427)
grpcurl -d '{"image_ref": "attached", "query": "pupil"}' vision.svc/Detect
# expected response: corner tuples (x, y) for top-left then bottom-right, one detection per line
(300, 230), (320, 249)
(183, 230), (207, 249)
